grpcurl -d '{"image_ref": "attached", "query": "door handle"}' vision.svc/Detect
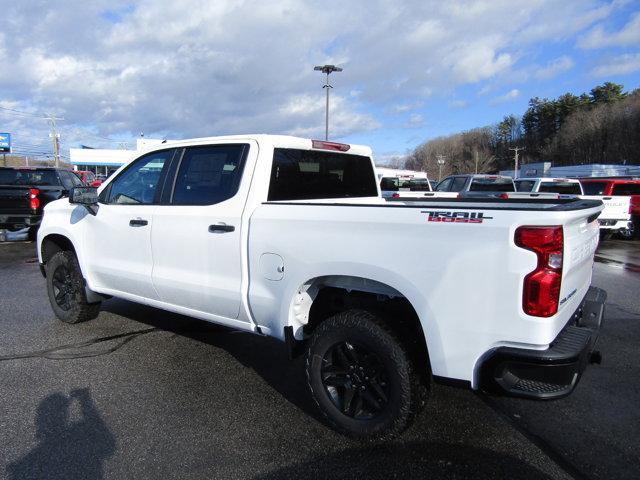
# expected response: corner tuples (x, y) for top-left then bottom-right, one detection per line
(209, 223), (235, 233)
(129, 219), (148, 227)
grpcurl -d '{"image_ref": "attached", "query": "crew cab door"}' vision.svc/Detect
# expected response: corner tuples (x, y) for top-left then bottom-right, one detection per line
(83, 149), (176, 299)
(150, 143), (253, 320)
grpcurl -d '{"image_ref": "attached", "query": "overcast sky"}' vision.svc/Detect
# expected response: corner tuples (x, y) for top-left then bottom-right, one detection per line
(1, 0), (639, 162)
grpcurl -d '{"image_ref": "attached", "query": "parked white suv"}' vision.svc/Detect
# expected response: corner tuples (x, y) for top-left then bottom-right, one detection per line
(38, 135), (606, 439)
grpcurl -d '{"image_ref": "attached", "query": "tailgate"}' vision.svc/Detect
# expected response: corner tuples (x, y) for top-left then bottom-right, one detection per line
(560, 210), (600, 312)
(0, 187), (31, 213)
(580, 195), (630, 221)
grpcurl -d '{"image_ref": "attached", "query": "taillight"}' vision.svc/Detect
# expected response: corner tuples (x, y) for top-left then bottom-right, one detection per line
(392, 193), (400, 198)
(499, 193), (509, 199)
(29, 188), (41, 211)
(311, 140), (350, 152)
(515, 226), (563, 317)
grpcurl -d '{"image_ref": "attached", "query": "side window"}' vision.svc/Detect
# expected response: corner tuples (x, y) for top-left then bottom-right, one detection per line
(435, 177), (453, 191)
(450, 176), (467, 192)
(172, 144), (247, 205)
(108, 150), (174, 205)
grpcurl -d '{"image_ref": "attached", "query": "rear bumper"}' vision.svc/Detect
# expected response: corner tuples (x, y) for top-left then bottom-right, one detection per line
(479, 286), (606, 400)
(0, 214), (42, 231)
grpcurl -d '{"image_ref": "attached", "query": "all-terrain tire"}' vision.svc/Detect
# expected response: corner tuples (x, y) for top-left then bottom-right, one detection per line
(45, 251), (101, 324)
(306, 309), (427, 440)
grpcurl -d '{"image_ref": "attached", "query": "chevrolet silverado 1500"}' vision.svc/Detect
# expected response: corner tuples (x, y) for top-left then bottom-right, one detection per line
(37, 135), (606, 439)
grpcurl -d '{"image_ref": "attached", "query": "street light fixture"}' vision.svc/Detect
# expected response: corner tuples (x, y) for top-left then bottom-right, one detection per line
(314, 64), (343, 140)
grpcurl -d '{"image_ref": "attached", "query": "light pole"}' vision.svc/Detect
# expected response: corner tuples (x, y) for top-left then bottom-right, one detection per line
(314, 64), (343, 140)
(436, 154), (446, 181)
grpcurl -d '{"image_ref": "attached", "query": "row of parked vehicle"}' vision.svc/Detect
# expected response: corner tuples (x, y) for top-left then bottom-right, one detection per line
(378, 171), (640, 239)
(0, 167), (102, 240)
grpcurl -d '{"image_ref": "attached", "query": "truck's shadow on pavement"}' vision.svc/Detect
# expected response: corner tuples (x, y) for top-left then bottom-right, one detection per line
(251, 441), (554, 480)
(5, 388), (115, 480)
(102, 299), (319, 419)
(100, 299), (555, 480)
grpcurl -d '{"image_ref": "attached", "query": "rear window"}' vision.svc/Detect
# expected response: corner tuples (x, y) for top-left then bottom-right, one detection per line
(268, 148), (378, 201)
(612, 184), (640, 195)
(539, 182), (582, 195)
(515, 180), (535, 192)
(469, 177), (515, 192)
(408, 179), (431, 191)
(581, 182), (607, 195)
(0, 168), (59, 186)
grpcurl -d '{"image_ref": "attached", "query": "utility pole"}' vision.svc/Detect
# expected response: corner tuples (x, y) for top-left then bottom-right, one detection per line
(314, 64), (343, 140)
(474, 150), (479, 174)
(509, 146), (524, 179)
(46, 114), (63, 168)
(436, 154), (446, 181)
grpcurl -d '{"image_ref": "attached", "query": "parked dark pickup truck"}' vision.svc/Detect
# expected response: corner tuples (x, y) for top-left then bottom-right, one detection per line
(0, 167), (83, 240)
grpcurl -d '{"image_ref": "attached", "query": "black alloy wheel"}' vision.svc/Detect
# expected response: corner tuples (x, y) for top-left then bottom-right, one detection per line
(306, 309), (427, 439)
(45, 250), (101, 324)
(321, 341), (391, 419)
(51, 265), (76, 311)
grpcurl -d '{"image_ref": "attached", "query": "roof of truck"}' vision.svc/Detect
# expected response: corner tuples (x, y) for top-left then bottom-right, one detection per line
(580, 178), (640, 184)
(142, 134), (373, 158)
(516, 177), (580, 183)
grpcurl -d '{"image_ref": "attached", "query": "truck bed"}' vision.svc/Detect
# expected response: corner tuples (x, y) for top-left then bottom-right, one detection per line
(248, 196), (602, 383)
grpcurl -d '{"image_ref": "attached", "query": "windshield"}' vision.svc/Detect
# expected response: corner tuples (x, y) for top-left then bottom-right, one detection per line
(268, 148), (378, 201)
(0, 168), (59, 186)
(581, 182), (607, 195)
(469, 177), (515, 192)
(539, 182), (582, 195)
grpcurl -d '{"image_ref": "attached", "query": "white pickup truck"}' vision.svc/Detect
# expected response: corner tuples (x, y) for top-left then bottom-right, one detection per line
(515, 177), (631, 238)
(37, 135), (606, 439)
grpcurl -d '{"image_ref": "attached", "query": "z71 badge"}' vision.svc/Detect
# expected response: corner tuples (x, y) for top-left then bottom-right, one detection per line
(422, 210), (493, 223)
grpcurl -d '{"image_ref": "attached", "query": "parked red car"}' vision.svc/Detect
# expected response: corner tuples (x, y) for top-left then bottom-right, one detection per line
(73, 170), (102, 188)
(581, 178), (640, 239)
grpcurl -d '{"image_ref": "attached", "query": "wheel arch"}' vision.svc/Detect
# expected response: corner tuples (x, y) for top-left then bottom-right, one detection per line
(41, 234), (78, 268)
(287, 275), (432, 379)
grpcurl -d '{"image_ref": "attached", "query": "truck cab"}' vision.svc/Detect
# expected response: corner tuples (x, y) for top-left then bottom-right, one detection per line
(434, 174), (515, 197)
(515, 177), (584, 196)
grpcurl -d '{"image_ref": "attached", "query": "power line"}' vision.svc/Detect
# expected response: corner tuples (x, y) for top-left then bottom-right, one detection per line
(0, 105), (50, 118)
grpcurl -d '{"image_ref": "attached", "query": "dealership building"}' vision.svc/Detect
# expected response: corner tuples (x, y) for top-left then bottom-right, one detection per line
(69, 138), (165, 177)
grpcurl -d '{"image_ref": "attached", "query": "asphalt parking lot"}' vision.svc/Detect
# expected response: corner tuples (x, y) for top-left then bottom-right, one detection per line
(1, 240), (639, 480)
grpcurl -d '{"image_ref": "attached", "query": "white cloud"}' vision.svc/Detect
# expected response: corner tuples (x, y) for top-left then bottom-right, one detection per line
(535, 56), (575, 80)
(490, 89), (520, 105)
(393, 102), (424, 113)
(449, 99), (469, 109)
(578, 11), (640, 49)
(0, 0), (624, 152)
(405, 113), (425, 128)
(591, 53), (640, 77)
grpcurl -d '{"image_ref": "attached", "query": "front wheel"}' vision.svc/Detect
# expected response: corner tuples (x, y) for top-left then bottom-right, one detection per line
(45, 251), (101, 324)
(306, 309), (427, 439)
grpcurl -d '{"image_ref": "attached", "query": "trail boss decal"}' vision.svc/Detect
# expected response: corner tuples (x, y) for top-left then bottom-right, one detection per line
(422, 210), (493, 223)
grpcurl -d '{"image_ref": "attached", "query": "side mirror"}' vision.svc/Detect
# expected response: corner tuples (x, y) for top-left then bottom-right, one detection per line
(70, 186), (99, 215)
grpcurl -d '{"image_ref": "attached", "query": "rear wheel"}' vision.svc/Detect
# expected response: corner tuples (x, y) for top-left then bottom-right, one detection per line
(306, 309), (427, 439)
(45, 251), (101, 323)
